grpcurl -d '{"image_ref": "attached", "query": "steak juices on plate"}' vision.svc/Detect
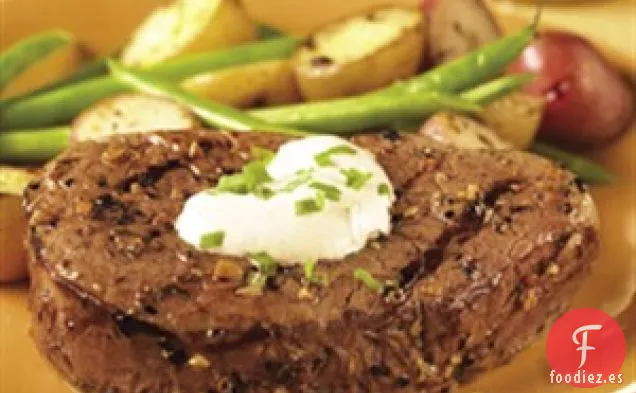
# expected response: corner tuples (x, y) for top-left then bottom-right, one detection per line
(25, 130), (598, 393)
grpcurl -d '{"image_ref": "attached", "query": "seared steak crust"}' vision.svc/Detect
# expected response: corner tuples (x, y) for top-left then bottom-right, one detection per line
(26, 130), (599, 393)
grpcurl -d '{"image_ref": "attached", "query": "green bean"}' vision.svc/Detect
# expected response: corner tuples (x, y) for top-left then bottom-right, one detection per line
(0, 88), (480, 160)
(252, 71), (531, 133)
(393, 74), (534, 131)
(0, 30), (73, 90)
(532, 141), (616, 184)
(0, 37), (299, 129)
(108, 61), (304, 135)
(0, 127), (70, 162)
(0, 71), (532, 162)
(0, 76), (119, 129)
(381, 25), (535, 95)
(460, 73), (534, 104)
(147, 37), (299, 80)
(250, 26), (535, 128)
(251, 92), (480, 133)
(2, 56), (111, 106)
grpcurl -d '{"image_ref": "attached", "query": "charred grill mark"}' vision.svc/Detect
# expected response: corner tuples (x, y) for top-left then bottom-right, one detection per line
(92, 194), (140, 225)
(452, 356), (476, 383)
(113, 311), (163, 336)
(535, 232), (585, 276)
(310, 347), (334, 375)
(211, 372), (250, 393)
(391, 212), (405, 226)
(482, 180), (520, 208)
(380, 129), (401, 141)
(400, 247), (444, 288)
(118, 160), (182, 193)
(143, 304), (158, 315)
(112, 311), (189, 366)
(201, 324), (271, 352)
(96, 176), (108, 188)
(264, 359), (296, 384)
(502, 231), (577, 311)
(394, 374), (411, 387)
(29, 228), (45, 260)
(391, 150), (447, 228)
(399, 179), (523, 289)
(160, 284), (191, 300)
(368, 362), (391, 377)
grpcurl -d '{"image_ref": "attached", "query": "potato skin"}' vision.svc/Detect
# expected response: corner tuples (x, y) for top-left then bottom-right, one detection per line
(292, 8), (427, 101)
(71, 94), (200, 142)
(419, 112), (511, 150)
(0, 166), (36, 196)
(427, 0), (500, 64)
(121, 0), (257, 68)
(182, 60), (301, 108)
(0, 195), (28, 283)
(479, 92), (545, 150)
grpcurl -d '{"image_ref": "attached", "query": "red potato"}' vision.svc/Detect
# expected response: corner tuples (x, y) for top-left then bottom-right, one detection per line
(419, 0), (500, 64)
(426, 0), (500, 64)
(508, 31), (634, 147)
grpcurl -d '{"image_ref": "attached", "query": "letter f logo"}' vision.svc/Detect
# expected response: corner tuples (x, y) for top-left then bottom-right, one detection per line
(572, 324), (603, 368)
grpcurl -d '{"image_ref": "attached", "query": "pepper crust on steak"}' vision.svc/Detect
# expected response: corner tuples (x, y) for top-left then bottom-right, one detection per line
(26, 130), (599, 393)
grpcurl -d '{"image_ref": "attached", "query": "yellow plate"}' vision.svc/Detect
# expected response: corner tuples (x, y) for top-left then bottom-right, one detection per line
(0, 1), (634, 392)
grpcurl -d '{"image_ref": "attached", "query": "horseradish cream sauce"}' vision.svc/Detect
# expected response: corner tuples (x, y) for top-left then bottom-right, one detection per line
(175, 135), (395, 264)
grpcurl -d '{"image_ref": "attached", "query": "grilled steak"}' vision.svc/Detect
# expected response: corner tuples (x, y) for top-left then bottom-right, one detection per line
(26, 130), (599, 393)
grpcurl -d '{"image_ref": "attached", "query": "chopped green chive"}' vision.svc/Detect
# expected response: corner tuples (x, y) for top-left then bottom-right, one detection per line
(295, 192), (325, 216)
(250, 146), (275, 163)
(242, 160), (272, 189)
(340, 168), (373, 190)
(309, 182), (341, 201)
(237, 252), (278, 296)
(237, 252), (279, 296)
(215, 173), (249, 194)
(253, 185), (275, 199)
(200, 231), (225, 248)
(246, 273), (269, 291)
(304, 259), (317, 282)
(304, 259), (328, 286)
(314, 145), (357, 167)
(378, 183), (390, 196)
(281, 169), (313, 192)
(249, 252), (279, 276)
(353, 268), (384, 294)
(214, 148), (273, 195)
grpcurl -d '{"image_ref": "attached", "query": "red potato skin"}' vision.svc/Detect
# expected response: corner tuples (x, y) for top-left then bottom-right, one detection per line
(508, 31), (634, 147)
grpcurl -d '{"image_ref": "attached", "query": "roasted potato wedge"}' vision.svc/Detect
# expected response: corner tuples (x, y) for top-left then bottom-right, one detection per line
(71, 94), (201, 141)
(293, 7), (427, 101)
(121, 0), (257, 68)
(0, 166), (36, 196)
(428, 0), (500, 64)
(419, 112), (511, 149)
(478, 92), (545, 150)
(0, 167), (35, 283)
(181, 60), (301, 108)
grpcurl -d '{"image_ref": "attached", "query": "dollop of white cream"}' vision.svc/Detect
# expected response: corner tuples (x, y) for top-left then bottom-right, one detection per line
(175, 135), (395, 265)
